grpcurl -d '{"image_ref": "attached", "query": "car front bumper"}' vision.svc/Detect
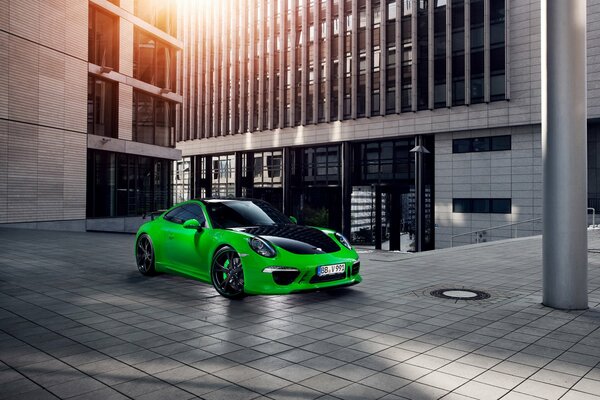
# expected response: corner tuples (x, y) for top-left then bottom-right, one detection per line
(241, 251), (362, 295)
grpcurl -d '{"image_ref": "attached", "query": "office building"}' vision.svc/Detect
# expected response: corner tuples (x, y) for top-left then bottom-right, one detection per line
(0, 0), (182, 232)
(176, 0), (600, 250)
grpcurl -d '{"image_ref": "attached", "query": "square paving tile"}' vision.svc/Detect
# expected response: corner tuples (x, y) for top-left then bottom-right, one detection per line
(1, 228), (600, 400)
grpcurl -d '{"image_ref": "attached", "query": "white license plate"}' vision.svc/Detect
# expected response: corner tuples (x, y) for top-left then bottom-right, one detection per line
(317, 263), (346, 277)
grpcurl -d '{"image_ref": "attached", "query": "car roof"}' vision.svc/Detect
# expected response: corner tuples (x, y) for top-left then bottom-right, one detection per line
(195, 198), (264, 205)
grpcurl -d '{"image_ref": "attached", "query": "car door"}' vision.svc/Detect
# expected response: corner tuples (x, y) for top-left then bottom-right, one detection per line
(162, 202), (211, 280)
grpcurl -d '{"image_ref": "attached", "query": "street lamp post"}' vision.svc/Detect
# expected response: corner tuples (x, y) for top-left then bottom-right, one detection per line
(410, 137), (430, 253)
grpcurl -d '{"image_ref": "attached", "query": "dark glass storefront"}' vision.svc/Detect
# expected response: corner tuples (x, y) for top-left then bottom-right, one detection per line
(350, 136), (434, 251)
(288, 145), (343, 232)
(194, 151), (285, 212)
(87, 150), (171, 218)
(588, 122), (600, 212)
(189, 135), (434, 251)
(242, 151), (284, 212)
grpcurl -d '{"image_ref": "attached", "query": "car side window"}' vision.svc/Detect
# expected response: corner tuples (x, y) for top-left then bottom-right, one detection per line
(164, 206), (185, 224)
(164, 203), (206, 226)
(177, 204), (206, 226)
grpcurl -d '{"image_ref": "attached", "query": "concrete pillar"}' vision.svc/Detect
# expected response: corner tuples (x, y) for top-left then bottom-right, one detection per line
(542, 0), (588, 310)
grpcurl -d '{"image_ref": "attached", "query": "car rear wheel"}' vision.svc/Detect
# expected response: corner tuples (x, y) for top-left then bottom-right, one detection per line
(211, 246), (245, 298)
(136, 234), (156, 276)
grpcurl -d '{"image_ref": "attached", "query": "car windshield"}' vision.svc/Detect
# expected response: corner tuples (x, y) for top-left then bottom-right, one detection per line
(205, 200), (291, 228)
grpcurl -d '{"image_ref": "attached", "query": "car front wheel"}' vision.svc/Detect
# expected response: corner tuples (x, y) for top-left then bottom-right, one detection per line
(136, 234), (156, 276)
(211, 246), (245, 298)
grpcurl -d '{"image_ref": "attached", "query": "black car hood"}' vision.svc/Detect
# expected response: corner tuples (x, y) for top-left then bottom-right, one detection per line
(237, 225), (340, 254)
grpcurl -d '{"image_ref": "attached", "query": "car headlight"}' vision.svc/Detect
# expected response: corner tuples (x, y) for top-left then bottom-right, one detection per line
(335, 232), (352, 250)
(249, 237), (276, 258)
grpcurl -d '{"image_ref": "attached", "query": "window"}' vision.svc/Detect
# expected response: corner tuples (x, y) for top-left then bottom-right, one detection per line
(358, 139), (414, 183)
(433, 1), (447, 107)
(133, 90), (176, 147)
(416, 0), (428, 110)
(470, 0), (485, 103)
(253, 151), (283, 187)
(452, 138), (470, 153)
(453, 199), (511, 214)
(164, 203), (206, 225)
(452, 135), (511, 153)
(87, 150), (171, 218)
(134, 0), (177, 36)
(134, 29), (177, 90)
(471, 137), (489, 152)
(211, 154), (236, 198)
(490, 0), (506, 100)
(88, 7), (118, 69)
(388, 0), (397, 20)
(87, 76), (117, 137)
(173, 157), (191, 204)
(491, 135), (511, 151)
(291, 146), (341, 186)
(451, 0), (465, 106)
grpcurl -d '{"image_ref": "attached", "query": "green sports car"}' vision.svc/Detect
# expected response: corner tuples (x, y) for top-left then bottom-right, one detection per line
(135, 198), (361, 298)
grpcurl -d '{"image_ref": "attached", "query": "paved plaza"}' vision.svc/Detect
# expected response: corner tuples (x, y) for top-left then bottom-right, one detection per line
(0, 228), (599, 400)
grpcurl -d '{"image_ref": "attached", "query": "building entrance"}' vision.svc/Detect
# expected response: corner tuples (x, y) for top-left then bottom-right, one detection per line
(350, 185), (416, 251)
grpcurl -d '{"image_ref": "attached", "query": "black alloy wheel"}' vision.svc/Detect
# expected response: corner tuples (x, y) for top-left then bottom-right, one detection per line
(136, 234), (156, 276)
(211, 246), (245, 298)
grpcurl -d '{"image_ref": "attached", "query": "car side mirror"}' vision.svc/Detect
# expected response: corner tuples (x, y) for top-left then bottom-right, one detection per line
(289, 216), (298, 224)
(183, 219), (202, 230)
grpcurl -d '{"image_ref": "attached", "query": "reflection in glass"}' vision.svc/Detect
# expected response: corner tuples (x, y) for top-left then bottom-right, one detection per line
(89, 7), (118, 69)
(451, 0), (465, 105)
(433, 2), (446, 107)
(87, 76), (117, 138)
(133, 91), (175, 147)
(87, 150), (172, 218)
(470, 0), (484, 103)
(211, 154), (236, 198)
(134, 91), (154, 145)
(490, 0), (506, 100)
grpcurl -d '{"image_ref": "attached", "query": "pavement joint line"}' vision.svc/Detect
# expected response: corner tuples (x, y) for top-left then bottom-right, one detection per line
(0, 298), (273, 399)
(0, 347), (59, 399)
(1, 229), (599, 399)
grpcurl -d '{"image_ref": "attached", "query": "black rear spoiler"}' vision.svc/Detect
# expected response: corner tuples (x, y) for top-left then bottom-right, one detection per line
(143, 210), (166, 220)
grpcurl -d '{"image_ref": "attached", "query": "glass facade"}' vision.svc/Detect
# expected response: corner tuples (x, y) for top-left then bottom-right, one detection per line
(87, 150), (171, 218)
(452, 135), (511, 153)
(173, 157), (192, 204)
(289, 145), (342, 230)
(453, 198), (511, 214)
(87, 76), (117, 137)
(180, 0), (507, 139)
(89, 6), (119, 69)
(211, 154), (237, 198)
(356, 139), (413, 182)
(350, 137), (434, 251)
(84, 0), (181, 230)
(490, 0), (506, 100)
(189, 137), (435, 250)
(587, 123), (600, 212)
(134, 28), (177, 90)
(134, 0), (178, 36)
(433, 0), (447, 107)
(246, 150), (284, 211)
(133, 90), (176, 147)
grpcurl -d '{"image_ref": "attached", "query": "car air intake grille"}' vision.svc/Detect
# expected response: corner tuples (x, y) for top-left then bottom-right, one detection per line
(272, 270), (300, 285)
(243, 225), (340, 253)
(352, 262), (360, 275)
(310, 272), (346, 284)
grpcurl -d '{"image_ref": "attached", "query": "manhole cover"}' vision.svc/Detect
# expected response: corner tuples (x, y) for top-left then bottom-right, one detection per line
(430, 288), (491, 300)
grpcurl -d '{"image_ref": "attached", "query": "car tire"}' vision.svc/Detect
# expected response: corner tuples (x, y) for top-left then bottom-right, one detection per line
(211, 246), (245, 298)
(136, 234), (156, 276)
